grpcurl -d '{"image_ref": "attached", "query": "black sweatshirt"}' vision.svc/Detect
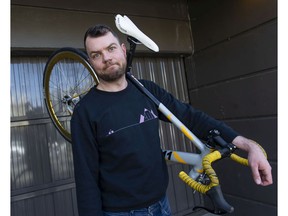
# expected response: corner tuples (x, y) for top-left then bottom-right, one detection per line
(71, 79), (239, 216)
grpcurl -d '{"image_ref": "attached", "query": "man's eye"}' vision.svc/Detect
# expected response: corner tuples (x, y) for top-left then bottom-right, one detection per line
(91, 53), (100, 59)
(108, 46), (116, 52)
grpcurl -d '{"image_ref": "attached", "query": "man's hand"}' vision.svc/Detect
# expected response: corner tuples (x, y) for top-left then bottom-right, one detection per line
(232, 136), (273, 186)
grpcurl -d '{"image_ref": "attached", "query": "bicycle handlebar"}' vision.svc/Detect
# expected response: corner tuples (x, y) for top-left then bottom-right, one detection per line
(178, 133), (268, 214)
(179, 150), (235, 214)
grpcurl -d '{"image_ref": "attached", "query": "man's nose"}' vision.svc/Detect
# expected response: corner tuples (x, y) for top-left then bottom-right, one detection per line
(102, 51), (112, 63)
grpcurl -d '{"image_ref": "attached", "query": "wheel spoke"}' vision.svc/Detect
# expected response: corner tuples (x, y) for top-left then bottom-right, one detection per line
(43, 48), (98, 142)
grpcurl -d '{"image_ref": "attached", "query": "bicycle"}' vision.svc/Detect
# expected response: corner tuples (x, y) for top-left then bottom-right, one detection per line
(43, 14), (268, 215)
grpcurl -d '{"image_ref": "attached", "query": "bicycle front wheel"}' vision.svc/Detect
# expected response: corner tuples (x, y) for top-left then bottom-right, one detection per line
(43, 47), (99, 142)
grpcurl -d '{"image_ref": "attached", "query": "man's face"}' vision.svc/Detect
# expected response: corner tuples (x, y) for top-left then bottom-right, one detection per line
(85, 32), (127, 82)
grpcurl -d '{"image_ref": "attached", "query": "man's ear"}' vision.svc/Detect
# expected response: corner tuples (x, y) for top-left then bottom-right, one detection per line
(121, 43), (127, 55)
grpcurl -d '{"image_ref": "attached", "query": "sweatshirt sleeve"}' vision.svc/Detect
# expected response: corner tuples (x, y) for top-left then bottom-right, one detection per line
(71, 106), (103, 216)
(142, 80), (239, 143)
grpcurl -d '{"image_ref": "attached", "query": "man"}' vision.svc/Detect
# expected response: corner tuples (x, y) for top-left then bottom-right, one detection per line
(71, 24), (272, 216)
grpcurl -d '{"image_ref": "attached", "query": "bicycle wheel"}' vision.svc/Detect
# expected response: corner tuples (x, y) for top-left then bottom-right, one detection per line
(43, 47), (99, 142)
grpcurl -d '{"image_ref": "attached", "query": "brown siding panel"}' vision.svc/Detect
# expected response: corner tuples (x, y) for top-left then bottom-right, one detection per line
(189, 70), (277, 119)
(187, 0), (277, 215)
(191, 21), (277, 87)
(189, 0), (277, 51)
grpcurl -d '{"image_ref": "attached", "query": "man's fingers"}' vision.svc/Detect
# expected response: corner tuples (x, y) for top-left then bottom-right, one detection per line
(251, 165), (262, 185)
(251, 163), (273, 186)
(259, 168), (273, 186)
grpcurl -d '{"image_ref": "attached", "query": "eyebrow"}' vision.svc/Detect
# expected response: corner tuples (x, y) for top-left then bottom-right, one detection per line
(89, 42), (118, 55)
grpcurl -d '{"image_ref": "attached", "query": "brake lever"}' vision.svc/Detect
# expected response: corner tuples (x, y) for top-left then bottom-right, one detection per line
(193, 185), (234, 215)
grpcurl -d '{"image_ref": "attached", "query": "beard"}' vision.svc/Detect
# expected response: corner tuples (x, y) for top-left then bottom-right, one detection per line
(97, 62), (127, 82)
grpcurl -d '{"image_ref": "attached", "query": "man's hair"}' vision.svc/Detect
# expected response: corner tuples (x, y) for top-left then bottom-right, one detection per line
(84, 24), (120, 50)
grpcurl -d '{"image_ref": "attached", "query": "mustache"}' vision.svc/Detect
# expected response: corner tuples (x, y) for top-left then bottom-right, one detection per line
(103, 61), (118, 70)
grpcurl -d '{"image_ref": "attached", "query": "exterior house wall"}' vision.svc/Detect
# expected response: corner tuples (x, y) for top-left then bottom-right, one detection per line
(187, 0), (277, 215)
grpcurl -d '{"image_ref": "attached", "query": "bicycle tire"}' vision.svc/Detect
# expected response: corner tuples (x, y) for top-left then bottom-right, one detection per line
(43, 47), (99, 142)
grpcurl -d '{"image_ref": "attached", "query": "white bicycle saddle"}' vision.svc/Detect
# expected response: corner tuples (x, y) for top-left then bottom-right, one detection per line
(115, 14), (159, 52)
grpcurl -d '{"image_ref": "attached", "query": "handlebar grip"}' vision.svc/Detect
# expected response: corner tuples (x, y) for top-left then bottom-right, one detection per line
(230, 153), (249, 166)
(206, 185), (234, 214)
(230, 140), (267, 166)
(179, 150), (222, 193)
(179, 170), (235, 214)
(179, 171), (211, 194)
(179, 150), (235, 214)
